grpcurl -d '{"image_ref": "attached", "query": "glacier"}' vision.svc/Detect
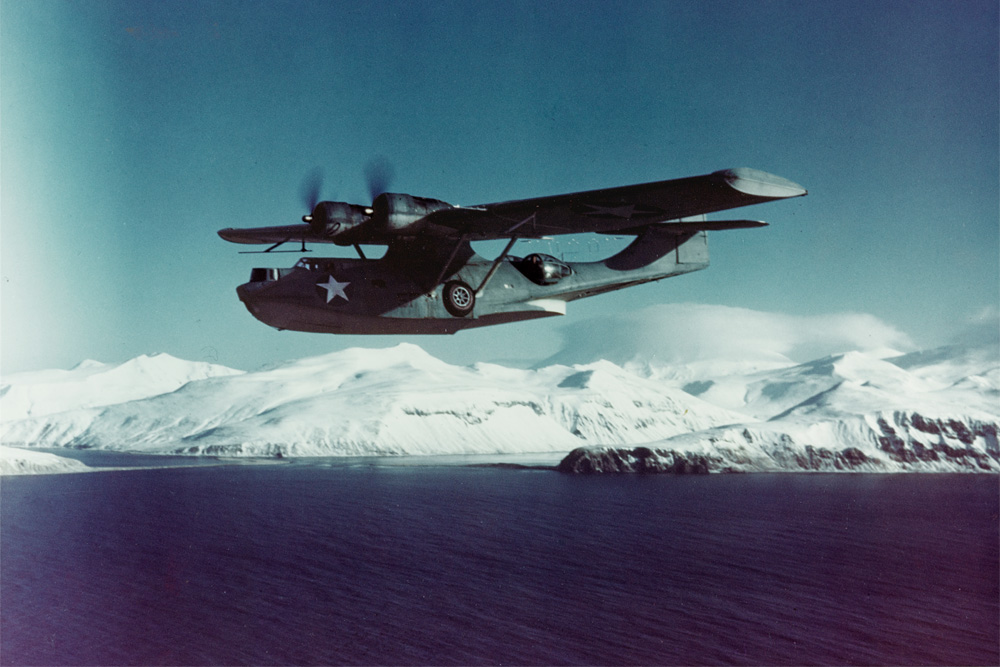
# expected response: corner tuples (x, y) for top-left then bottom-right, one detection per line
(1, 342), (997, 473)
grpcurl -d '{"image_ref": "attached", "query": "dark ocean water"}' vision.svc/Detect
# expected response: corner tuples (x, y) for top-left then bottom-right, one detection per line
(2, 460), (997, 666)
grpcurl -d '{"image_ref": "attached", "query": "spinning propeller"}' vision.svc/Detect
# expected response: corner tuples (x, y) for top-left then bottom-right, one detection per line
(300, 167), (324, 218)
(300, 158), (395, 225)
(364, 156), (395, 202)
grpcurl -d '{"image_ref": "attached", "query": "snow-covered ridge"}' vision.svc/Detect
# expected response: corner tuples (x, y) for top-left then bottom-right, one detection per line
(0, 345), (745, 459)
(1, 342), (997, 473)
(1, 353), (243, 420)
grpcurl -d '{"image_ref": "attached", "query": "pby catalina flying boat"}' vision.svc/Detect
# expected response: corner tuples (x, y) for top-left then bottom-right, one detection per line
(218, 167), (806, 334)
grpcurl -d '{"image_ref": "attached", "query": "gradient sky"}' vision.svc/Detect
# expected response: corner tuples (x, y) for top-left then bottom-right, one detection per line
(2, 0), (997, 373)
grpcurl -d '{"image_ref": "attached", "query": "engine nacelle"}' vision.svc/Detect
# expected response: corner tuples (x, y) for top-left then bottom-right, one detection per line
(305, 201), (371, 242)
(370, 193), (453, 234)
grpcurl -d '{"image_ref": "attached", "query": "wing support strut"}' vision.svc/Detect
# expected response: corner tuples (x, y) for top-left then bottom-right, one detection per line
(476, 236), (519, 297)
(238, 237), (311, 254)
(505, 212), (536, 235)
(432, 234), (471, 289)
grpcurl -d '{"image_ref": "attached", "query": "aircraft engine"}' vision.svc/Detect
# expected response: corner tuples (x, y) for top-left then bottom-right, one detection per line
(369, 193), (453, 234)
(303, 201), (370, 241)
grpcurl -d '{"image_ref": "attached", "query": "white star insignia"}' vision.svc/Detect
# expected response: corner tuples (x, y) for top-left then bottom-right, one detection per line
(317, 275), (350, 303)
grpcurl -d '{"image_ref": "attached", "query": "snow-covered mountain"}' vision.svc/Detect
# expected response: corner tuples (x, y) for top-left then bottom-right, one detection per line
(1, 353), (243, 420)
(622, 346), (999, 472)
(1, 342), (997, 472)
(0, 345), (745, 458)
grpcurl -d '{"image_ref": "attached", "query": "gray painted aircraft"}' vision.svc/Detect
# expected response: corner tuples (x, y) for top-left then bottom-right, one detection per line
(218, 167), (806, 334)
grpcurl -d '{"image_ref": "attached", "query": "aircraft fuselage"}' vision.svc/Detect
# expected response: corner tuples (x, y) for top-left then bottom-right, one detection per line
(237, 229), (709, 335)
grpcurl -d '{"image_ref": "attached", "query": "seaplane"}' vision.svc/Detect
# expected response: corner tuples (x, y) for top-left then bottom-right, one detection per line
(218, 165), (806, 334)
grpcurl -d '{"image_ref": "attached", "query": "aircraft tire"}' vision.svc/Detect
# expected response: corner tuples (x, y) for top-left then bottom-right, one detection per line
(443, 280), (475, 317)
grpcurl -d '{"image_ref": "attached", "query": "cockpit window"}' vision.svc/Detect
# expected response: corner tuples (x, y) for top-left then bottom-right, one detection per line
(249, 268), (279, 283)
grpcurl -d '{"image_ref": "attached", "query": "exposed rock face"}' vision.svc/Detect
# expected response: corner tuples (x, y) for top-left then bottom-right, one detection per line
(556, 422), (998, 474)
(558, 447), (715, 474)
(876, 415), (998, 470)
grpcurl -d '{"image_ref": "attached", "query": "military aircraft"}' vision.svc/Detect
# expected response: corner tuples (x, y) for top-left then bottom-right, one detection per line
(218, 167), (806, 334)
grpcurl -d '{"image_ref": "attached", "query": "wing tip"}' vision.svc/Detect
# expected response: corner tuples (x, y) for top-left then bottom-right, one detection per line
(217, 228), (241, 243)
(716, 168), (807, 199)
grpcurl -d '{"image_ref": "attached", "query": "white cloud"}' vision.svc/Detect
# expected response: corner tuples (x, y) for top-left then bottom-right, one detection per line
(547, 303), (917, 366)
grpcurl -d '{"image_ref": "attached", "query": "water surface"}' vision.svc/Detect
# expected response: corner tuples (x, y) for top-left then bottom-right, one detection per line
(2, 462), (997, 665)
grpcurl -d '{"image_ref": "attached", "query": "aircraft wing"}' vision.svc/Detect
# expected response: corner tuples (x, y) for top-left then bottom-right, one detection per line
(218, 224), (336, 245)
(218, 167), (805, 247)
(426, 167), (806, 239)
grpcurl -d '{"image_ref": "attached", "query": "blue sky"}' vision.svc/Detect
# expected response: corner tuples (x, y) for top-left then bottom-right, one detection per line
(2, 0), (997, 372)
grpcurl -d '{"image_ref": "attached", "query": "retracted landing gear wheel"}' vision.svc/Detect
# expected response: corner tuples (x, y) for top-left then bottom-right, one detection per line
(443, 281), (475, 317)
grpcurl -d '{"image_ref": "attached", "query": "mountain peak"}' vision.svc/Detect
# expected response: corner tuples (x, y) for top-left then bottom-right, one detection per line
(71, 359), (106, 372)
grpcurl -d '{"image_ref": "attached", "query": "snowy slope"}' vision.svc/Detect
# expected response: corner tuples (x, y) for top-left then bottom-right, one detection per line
(0, 446), (90, 475)
(0, 345), (746, 458)
(1, 353), (243, 420)
(1, 342), (997, 472)
(605, 345), (1000, 472)
(646, 346), (998, 418)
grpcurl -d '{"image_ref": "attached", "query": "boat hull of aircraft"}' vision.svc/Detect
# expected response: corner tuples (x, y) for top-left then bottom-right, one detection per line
(238, 228), (710, 335)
